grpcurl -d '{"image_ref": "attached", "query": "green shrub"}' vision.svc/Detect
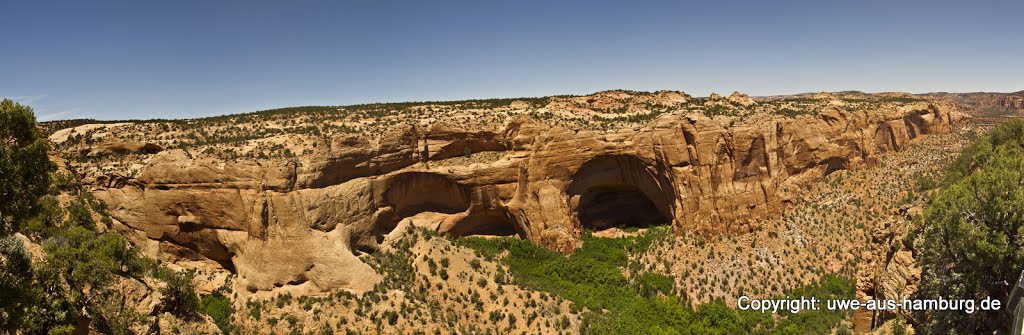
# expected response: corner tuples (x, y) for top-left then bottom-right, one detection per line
(634, 273), (674, 298)
(159, 269), (199, 316)
(200, 292), (235, 333)
(247, 300), (263, 320)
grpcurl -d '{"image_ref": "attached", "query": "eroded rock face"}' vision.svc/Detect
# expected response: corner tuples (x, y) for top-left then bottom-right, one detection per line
(82, 141), (163, 157)
(853, 206), (923, 333)
(79, 100), (954, 295)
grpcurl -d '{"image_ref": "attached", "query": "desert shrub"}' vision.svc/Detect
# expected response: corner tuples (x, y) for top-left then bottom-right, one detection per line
(92, 291), (143, 335)
(455, 237), (515, 260)
(634, 273), (675, 298)
(158, 268), (200, 317)
(199, 292), (235, 333)
(247, 300), (263, 320)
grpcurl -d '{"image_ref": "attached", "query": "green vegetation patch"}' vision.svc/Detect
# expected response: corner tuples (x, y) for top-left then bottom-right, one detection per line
(776, 107), (816, 118)
(199, 291), (235, 334)
(457, 227), (854, 334)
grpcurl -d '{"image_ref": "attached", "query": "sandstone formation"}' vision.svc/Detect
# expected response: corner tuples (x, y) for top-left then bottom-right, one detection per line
(56, 92), (956, 296)
(853, 205), (923, 333)
(82, 141), (164, 157)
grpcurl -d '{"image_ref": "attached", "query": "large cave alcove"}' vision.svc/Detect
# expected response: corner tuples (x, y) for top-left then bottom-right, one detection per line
(873, 122), (898, 152)
(353, 171), (472, 253)
(567, 155), (674, 230)
(384, 172), (471, 219)
(903, 112), (927, 139)
(447, 210), (523, 237)
(821, 157), (850, 176)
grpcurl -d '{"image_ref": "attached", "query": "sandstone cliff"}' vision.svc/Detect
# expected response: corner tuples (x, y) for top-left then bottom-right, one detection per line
(53, 92), (957, 296)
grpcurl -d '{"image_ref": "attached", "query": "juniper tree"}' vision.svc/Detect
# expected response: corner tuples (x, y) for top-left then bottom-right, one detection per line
(0, 98), (54, 236)
(915, 120), (1024, 333)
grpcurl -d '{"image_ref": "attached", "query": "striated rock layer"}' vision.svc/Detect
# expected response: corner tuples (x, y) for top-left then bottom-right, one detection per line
(77, 98), (954, 295)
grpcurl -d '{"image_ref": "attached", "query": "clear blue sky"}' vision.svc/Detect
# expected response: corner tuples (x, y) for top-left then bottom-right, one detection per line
(2, 0), (1022, 121)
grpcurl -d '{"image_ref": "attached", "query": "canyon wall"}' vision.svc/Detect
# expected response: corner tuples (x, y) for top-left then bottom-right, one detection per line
(84, 102), (954, 295)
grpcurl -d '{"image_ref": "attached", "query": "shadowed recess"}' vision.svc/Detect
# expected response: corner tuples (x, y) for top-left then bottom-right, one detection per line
(568, 155), (673, 230)
(384, 172), (470, 218)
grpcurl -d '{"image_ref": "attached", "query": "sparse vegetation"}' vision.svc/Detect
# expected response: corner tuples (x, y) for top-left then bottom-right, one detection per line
(459, 228), (854, 334)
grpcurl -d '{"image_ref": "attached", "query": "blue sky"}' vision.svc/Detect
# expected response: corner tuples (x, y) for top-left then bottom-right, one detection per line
(2, 0), (1022, 121)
